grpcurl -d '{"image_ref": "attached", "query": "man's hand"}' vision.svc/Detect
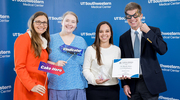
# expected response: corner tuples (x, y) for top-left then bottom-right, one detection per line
(140, 22), (150, 33)
(123, 85), (131, 98)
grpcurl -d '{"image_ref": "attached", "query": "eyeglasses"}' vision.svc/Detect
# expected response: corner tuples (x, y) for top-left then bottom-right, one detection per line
(34, 20), (48, 26)
(125, 11), (141, 19)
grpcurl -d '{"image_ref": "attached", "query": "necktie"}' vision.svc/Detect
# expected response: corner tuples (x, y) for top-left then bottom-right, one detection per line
(134, 31), (142, 74)
(134, 31), (140, 58)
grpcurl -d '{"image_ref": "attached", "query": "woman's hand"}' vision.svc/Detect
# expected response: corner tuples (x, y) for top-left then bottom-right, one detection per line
(31, 85), (46, 96)
(96, 79), (109, 84)
(55, 61), (67, 67)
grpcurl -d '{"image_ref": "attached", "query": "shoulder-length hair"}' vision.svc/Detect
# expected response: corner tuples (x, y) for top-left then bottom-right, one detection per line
(62, 11), (79, 23)
(92, 21), (113, 65)
(28, 11), (50, 57)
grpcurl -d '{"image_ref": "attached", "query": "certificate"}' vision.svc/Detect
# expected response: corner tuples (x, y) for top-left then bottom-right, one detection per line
(112, 58), (139, 78)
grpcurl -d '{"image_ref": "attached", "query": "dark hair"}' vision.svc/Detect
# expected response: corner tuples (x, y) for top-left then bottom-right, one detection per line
(125, 2), (142, 14)
(28, 11), (50, 57)
(92, 21), (113, 65)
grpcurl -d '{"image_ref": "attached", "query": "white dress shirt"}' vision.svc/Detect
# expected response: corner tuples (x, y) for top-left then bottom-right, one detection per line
(131, 28), (142, 50)
(131, 28), (143, 74)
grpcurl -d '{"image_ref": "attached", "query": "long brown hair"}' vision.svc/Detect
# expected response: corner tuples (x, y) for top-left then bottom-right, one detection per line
(92, 21), (113, 65)
(28, 11), (50, 57)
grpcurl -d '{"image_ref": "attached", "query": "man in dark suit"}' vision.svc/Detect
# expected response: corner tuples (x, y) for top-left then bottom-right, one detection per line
(119, 2), (167, 100)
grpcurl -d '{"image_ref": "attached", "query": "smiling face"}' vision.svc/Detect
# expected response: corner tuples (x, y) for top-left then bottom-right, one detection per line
(99, 24), (111, 44)
(33, 15), (48, 36)
(61, 14), (77, 34)
(126, 9), (143, 30)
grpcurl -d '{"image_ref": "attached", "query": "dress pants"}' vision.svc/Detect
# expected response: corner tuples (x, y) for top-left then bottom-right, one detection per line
(128, 76), (159, 100)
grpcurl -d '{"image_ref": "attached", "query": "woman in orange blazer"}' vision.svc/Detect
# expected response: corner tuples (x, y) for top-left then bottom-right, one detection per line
(14, 11), (50, 100)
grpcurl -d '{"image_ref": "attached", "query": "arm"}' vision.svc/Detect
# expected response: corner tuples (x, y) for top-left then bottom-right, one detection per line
(14, 34), (46, 95)
(14, 35), (36, 91)
(141, 23), (168, 55)
(80, 38), (88, 66)
(119, 36), (132, 97)
(82, 47), (97, 85)
(47, 60), (67, 67)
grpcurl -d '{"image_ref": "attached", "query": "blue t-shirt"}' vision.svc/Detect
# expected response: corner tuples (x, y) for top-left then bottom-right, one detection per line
(48, 33), (88, 90)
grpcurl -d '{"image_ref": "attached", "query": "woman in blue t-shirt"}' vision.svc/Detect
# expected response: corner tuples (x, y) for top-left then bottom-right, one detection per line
(47, 11), (87, 100)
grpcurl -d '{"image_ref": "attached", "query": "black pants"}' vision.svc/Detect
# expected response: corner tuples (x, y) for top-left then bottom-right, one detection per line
(86, 84), (120, 100)
(128, 77), (159, 100)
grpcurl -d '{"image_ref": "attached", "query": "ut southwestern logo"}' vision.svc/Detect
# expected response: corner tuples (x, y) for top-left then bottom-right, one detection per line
(114, 17), (126, 21)
(0, 14), (10, 23)
(80, 2), (112, 9)
(0, 85), (12, 94)
(159, 95), (179, 100)
(148, 0), (180, 6)
(0, 50), (11, 58)
(13, 32), (23, 37)
(12, 0), (45, 7)
(48, 16), (62, 23)
(162, 32), (180, 39)
(114, 16), (146, 23)
(81, 32), (95, 39)
(160, 64), (180, 73)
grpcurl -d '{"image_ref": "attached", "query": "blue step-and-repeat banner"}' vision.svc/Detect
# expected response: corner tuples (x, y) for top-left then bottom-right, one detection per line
(0, 0), (180, 100)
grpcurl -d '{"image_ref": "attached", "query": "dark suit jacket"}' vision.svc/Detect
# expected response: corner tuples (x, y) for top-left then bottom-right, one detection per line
(119, 26), (167, 95)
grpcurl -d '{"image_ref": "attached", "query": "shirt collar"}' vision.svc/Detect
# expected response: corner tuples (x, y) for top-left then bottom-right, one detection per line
(131, 28), (141, 34)
(27, 29), (47, 49)
(131, 28), (142, 37)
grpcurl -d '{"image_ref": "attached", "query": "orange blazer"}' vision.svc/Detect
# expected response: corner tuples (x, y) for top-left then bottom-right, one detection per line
(14, 32), (48, 100)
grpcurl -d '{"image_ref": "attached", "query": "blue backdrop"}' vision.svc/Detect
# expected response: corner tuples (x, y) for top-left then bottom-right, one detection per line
(0, 0), (180, 100)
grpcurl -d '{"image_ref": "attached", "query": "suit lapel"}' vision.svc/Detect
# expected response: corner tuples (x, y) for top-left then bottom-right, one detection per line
(126, 30), (147, 57)
(126, 30), (134, 57)
(141, 32), (146, 55)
